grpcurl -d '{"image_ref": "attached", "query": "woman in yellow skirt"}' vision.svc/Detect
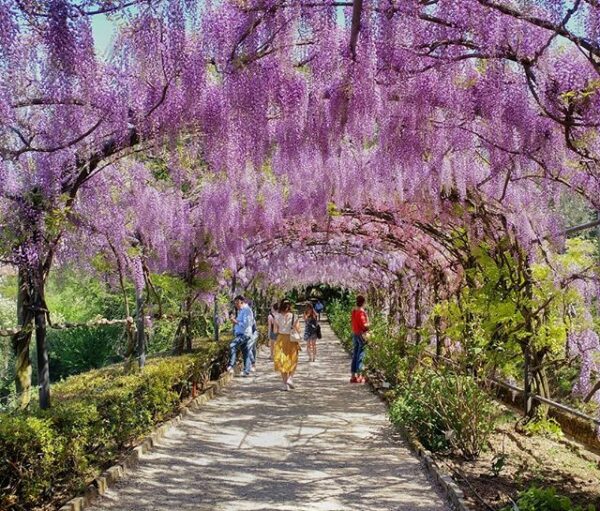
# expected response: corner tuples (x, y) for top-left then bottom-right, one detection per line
(273, 300), (301, 391)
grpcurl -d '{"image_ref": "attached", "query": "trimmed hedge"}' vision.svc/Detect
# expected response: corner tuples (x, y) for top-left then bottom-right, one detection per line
(0, 337), (231, 510)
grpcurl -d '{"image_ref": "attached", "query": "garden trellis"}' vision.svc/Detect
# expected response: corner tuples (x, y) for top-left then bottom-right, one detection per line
(0, 0), (599, 416)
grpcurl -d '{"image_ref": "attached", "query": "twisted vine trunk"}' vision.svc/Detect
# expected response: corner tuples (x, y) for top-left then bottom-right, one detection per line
(531, 350), (551, 419)
(520, 257), (550, 420)
(11, 263), (51, 409)
(12, 268), (33, 408)
(33, 272), (50, 409)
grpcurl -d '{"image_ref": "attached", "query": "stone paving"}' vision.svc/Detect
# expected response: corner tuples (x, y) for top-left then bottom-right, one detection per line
(88, 322), (448, 511)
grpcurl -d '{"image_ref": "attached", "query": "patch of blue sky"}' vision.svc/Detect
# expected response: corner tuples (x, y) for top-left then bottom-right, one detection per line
(91, 14), (117, 58)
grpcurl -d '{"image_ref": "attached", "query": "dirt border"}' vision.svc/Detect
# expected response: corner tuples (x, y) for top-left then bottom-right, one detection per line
(493, 383), (600, 455)
(57, 371), (234, 511)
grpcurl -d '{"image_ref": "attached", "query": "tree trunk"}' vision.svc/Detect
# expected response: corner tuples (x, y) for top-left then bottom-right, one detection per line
(33, 284), (50, 409)
(184, 311), (193, 352)
(523, 341), (533, 418)
(12, 267), (33, 409)
(530, 351), (550, 419)
(173, 314), (186, 355)
(521, 258), (536, 420)
(584, 380), (600, 403)
(12, 264), (51, 409)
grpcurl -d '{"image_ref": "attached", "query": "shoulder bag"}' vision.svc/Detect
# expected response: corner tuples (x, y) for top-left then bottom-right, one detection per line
(290, 314), (302, 342)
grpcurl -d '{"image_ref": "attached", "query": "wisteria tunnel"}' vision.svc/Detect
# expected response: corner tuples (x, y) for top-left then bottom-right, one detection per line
(1, 1), (600, 510)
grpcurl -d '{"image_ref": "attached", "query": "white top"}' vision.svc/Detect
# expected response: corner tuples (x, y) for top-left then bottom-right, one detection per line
(275, 312), (297, 334)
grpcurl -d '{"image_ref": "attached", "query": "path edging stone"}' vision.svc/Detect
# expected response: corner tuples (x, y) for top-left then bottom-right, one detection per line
(57, 371), (234, 511)
(370, 383), (471, 511)
(328, 319), (471, 511)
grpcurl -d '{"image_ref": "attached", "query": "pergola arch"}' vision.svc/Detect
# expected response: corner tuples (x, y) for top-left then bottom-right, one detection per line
(0, 0), (598, 409)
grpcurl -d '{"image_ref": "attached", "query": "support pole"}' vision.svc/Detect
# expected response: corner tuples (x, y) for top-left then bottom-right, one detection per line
(135, 289), (145, 369)
(524, 343), (532, 417)
(214, 297), (220, 343)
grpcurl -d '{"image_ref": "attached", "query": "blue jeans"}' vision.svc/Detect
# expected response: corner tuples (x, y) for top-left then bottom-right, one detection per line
(351, 334), (366, 374)
(229, 335), (252, 374)
(247, 332), (258, 364)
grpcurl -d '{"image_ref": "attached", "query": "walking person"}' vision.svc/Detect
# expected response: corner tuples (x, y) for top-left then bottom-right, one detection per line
(227, 295), (254, 377)
(314, 299), (324, 321)
(273, 300), (301, 391)
(350, 295), (370, 384)
(267, 302), (279, 360)
(303, 303), (319, 362)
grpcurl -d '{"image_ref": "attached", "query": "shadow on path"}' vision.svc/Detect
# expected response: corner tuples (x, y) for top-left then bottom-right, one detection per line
(88, 322), (448, 511)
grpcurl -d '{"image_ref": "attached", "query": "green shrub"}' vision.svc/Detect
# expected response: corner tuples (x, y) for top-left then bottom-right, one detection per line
(0, 286), (16, 399)
(0, 415), (64, 508)
(522, 415), (564, 440)
(48, 326), (122, 380)
(327, 298), (353, 350)
(390, 373), (450, 453)
(0, 338), (230, 510)
(390, 368), (496, 459)
(363, 319), (408, 386)
(147, 318), (178, 353)
(503, 486), (595, 511)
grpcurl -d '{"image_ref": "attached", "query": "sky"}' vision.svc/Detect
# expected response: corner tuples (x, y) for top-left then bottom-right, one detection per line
(91, 15), (117, 58)
(89, 2), (350, 58)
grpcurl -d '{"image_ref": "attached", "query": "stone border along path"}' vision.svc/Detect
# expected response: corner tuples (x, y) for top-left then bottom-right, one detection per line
(87, 321), (450, 511)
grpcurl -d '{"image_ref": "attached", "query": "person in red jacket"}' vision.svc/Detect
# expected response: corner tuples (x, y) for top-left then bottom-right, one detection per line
(350, 295), (370, 383)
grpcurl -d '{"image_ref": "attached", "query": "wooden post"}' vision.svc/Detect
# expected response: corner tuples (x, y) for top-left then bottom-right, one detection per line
(414, 284), (422, 345)
(523, 342), (532, 417)
(433, 286), (442, 363)
(135, 289), (145, 369)
(213, 297), (220, 343)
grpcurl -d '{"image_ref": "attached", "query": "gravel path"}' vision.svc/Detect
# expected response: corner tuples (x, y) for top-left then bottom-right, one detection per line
(88, 322), (449, 511)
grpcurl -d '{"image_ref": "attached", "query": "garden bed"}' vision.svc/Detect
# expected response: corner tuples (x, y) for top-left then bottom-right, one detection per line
(437, 409), (600, 510)
(371, 373), (600, 511)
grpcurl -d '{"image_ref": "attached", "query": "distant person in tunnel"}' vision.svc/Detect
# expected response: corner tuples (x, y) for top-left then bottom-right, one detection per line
(273, 299), (301, 391)
(227, 295), (254, 377)
(350, 295), (370, 384)
(314, 299), (324, 320)
(303, 303), (319, 362)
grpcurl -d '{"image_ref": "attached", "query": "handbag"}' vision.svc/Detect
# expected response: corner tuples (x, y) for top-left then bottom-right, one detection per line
(290, 314), (302, 342)
(315, 323), (322, 339)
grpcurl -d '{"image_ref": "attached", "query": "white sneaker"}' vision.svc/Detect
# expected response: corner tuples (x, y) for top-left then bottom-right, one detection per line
(287, 378), (295, 389)
(281, 384), (289, 391)
(227, 366), (234, 374)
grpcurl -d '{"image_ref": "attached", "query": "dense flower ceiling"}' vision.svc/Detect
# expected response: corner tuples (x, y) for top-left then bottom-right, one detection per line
(0, 0), (598, 291)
